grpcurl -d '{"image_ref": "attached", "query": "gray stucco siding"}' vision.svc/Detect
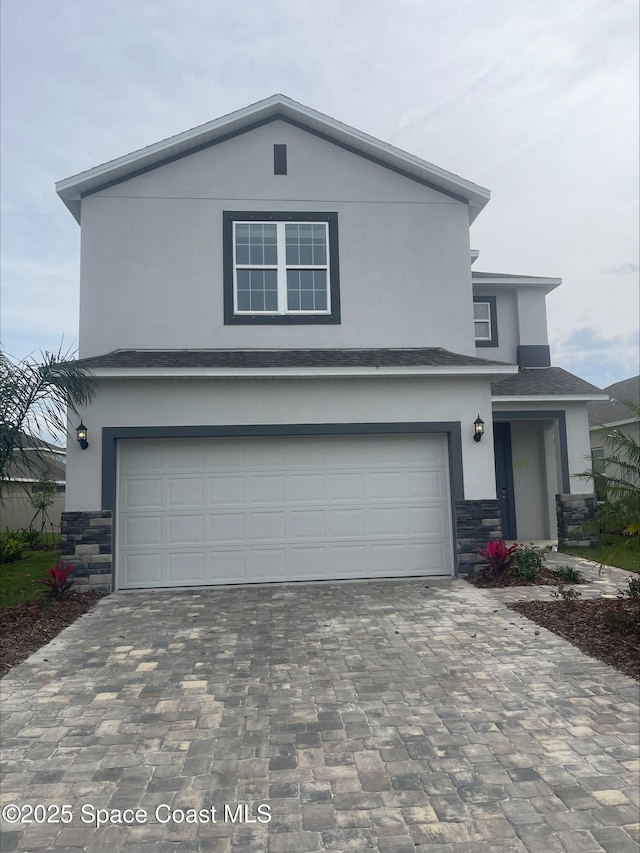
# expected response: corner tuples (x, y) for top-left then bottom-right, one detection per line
(64, 375), (496, 511)
(79, 121), (474, 357)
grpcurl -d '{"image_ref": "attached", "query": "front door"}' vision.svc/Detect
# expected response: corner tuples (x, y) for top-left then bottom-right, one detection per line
(493, 422), (517, 540)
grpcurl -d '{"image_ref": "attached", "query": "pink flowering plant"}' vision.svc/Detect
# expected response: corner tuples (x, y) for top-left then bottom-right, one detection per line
(477, 540), (519, 577)
(37, 561), (74, 600)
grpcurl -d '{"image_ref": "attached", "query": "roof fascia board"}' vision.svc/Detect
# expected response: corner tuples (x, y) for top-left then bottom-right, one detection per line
(88, 365), (519, 379)
(493, 393), (608, 402)
(473, 276), (561, 292)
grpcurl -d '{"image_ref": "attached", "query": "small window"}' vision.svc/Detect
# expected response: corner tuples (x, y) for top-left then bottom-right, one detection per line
(473, 296), (498, 347)
(224, 212), (340, 325)
(474, 302), (491, 340)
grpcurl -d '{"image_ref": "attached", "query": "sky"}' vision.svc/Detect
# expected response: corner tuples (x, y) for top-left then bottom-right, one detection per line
(1, 0), (638, 390)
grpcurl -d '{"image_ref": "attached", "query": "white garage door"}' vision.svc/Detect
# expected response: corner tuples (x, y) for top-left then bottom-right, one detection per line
(116, 434), (453, 589)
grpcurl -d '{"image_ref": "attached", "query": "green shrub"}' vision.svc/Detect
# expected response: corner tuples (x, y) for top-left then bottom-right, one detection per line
(511, 543), (547, 581)
(552, 565), (585, 584)
(15, 528), (43, 550)
(622, 576), (640, 601)
(552, 584), (582, 603)
(0, 532), (25, 564)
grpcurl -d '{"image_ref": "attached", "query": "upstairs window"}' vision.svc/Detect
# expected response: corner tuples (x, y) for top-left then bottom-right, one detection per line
(474, 302), (491, 340)
(223, 212), (340, 325)
(473, 296), (498, 347)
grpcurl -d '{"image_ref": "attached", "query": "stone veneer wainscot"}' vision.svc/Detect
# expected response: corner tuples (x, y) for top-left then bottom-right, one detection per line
(455, 499), (502, 574)
(60, 511), (112, 591)
(556, 493), (599, 548)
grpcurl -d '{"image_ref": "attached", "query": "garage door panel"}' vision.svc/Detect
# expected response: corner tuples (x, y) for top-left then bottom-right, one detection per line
(124, 516), (163, 547)
(166, 442), (205, 471)
(368, 543), (406, 574)
(202, 441), (243, 468)
(406, 470), (447, 499)
(323, 441), (364, 467)
(245, 443), (286, 468)
(250, 475), (286, 503)
(251, 549), (288, 581)
(330, 508), (366, 538)
(124, 553), (163, 584)
(290, 509), (326, 539)
(408, 506), (447, 535)
(122, 443), (163, 473)
(124, 479), (163, 510)
(290, 547), (327, 578)
(212, 550), (247, 582)
(326, 472), (365, 501)
(368, 507), (405, 536)
(410, 542), (448, 572)
(167, 515), (204, 545)
(167, 551), (205, 583)
(117, 434), (453, 588)
(250, 511), (286, 541)
(167, 478), (204, 507)
(209, 476), (244, 505)
(331, 544), (368, 577)
(367, 472), (405, 500)
(211, 512), (246, 543)
(286, 442), (325, 467)
(288, 474), (325, 502)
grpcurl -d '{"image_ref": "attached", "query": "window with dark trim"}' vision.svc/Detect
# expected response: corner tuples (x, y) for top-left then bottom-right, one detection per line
(223, 211), (341, 325)
(473, 295), (498, 347)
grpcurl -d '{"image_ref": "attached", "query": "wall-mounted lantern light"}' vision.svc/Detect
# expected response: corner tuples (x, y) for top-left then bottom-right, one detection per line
(76, 422), (89, 450)
(473, 414), (485, 443)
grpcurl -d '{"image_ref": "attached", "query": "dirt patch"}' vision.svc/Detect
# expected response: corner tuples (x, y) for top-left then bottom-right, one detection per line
(509, 598), (640, 681)
(0, 592), (105, 677)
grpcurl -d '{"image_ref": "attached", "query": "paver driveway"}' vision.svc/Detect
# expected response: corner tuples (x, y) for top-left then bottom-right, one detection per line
(1, 576), (638, 853)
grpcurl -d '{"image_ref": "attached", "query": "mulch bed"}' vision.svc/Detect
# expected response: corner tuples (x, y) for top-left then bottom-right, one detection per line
(465, 568), (577, 588)
(0, 592), (104, 678)
(509, 598), (640, 681)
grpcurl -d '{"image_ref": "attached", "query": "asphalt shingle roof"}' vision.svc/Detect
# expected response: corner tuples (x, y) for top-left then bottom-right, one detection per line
(588, 376), (639, 426)
(491, 367), (604, 397)
(74, 348), (514, 370)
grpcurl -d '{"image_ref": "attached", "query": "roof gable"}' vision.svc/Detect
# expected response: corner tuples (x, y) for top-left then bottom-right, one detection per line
(56, 95), (490, 224)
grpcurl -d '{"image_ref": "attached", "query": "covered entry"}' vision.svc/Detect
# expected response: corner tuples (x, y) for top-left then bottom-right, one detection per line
(493, 411), (569, 541)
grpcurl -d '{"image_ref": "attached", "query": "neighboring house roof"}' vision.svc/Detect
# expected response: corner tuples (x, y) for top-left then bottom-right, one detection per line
(73, 348), (517, 377)
(4, 452), (66, 486)
(2, 433), (66, 486)
(55, 94), (491, 225)
(588, 376), (640, 428)
(491, 367), (606, 400)
(12, 433), (66, 455)
(472, 271), (561, 293)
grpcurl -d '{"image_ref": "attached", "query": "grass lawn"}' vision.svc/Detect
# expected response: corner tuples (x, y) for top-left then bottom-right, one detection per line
(0, 549), (60, 609)
(559, 534), (640, 573)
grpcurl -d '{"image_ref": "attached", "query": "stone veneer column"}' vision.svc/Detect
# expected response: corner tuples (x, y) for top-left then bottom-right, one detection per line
(60, 511), (113, 591)
(556, 494), (599, 547)
(455, 500), (502, 574)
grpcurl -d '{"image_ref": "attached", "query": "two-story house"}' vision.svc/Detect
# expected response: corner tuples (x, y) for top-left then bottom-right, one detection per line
(55, 95), (605, 591)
